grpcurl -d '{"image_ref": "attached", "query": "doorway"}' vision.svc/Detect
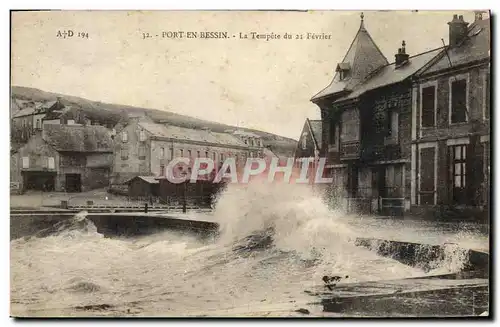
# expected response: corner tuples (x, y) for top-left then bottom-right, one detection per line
(65, 174), (82, 193)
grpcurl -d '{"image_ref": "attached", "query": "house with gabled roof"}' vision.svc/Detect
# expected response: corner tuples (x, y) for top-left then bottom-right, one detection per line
(311, 12), (445, 215)
(294, 118), (322, 160)
(410, 12), (490, 218)
(11, 124), (114, 193)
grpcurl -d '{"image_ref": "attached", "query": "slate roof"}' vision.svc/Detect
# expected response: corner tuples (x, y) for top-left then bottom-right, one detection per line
(12, 103), (38, 118)
(422, 18), (490, 75)
(339, 47), (444, 101)
(42, 124), (113, 153)
(42, 106), (74, 120)
(139, 122), (248, 148)
(232, 129), (262, 138)
(312, 18), (389, 101)
(307, 119), (322, 150)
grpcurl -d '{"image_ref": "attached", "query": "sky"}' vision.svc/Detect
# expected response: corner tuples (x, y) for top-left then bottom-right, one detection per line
(11, 10), (477, 140)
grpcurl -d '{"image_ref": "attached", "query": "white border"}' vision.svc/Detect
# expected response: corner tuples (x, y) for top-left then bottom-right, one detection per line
(448, 72), (470, 125)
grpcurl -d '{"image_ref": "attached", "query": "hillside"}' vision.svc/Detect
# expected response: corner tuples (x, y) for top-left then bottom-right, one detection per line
(11, 86), (297, 156)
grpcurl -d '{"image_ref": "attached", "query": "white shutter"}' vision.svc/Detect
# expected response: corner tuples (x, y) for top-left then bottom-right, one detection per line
(48, 157), (55, 169)
(22, 157), (29, 168)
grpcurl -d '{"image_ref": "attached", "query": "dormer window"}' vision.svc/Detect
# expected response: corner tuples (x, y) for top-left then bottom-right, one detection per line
(336, 63), (351, 81)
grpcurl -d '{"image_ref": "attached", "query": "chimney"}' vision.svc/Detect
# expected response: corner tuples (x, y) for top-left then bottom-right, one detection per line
(395, 41), (410, 67)
(448, 14), (469, 47)
(474, 11), (483, 22)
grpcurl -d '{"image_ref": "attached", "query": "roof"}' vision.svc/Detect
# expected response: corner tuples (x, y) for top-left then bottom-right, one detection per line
(307, 119), (322, 150)
(42, 124), (113, 153)
(125, 176), (159, 184)
(232, 129), (262, 138)
(312, 17), (389, 101)
(11, 99), (59, 118)
(42, 106), (74, 121)
(12, 104), (37, 118)
(421, 18), (490, 75)
(339, 47), (444, 101)
(138, 122), (248, 148)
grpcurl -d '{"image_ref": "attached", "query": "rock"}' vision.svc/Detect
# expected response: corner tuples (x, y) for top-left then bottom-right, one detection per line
(295, 308), (310, 315)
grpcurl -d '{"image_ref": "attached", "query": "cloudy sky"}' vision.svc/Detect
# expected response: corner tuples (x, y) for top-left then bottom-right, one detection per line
(11, 10), (476, 139)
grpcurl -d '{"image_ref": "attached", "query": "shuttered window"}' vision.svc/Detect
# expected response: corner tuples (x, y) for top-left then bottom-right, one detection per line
(421, 86), (436, 127)
(341, 109), (360, 142)
(451, 79), (467, 123)
(48, 157), (55, 169)
(138, 146), (146, 160)
(419, 147), (435, 205)
(22, 156), (29, 168)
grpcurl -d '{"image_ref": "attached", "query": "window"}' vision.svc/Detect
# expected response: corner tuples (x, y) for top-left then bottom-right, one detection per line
(22, 156), (29, 168)
(121, 131), (128, 143)
(197, 151), (201, 158)
(301, 134), (307, 150)
(180, 149), (184, 157)
(36, 119), (41, 129)
(386, 110), (399, 140)
(188, 150), (192, 158)
(160, 147), (165, 159)
(329, 121), (336, 145)
(138, 146), (146, 160)
(244, 139), (248, 145)
(449, 144), (467, 205)
(421, 86), (436, 127)
(419, 146), (436, 205)
(160, 164), (165, 176)
(341, 109), (360, 142)
(169, 148), (174, 160)
(220, 153), (225, 161)
(139, 130), (147, 142)
(48, 157), (55, 169)
(205, 151), (209, 158)
(213, 152), (217, 163)
(450, 78), (467, 123)
(121, 148), (129, 160)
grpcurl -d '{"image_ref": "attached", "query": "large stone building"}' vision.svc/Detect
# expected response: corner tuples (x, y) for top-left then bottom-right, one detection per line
(11, 125), (114, 193)
(310, 12), (490, 217)
(311, 13), (444, 214)
(411, 13), (490, 217)
(111, 117), (251, 185)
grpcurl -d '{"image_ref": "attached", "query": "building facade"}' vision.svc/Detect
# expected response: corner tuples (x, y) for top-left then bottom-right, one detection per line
(310, 14), (445, 215)
(411, 14), (490, 217)
(112, 118), (251, 185)
(11, 125), (114, 193)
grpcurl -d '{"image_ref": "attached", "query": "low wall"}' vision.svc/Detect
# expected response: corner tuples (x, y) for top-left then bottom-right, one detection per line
(10, 212), (218, 240)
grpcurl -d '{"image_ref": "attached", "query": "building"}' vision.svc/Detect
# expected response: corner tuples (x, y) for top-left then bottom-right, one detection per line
(294, 118), (322, 160)
(411, 13), (490, 217)
(11, 99), (57, 142)
(294, 119), (322, 181)
(231, 129), (265, 158)
(125, 176), (160, 201)
(111, 117), (251, 185)
(310, 13), (445, 215)
(11, 124), (114, 193)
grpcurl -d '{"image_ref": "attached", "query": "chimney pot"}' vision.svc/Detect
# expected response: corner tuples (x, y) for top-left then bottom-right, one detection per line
(448, 14), (469, 47)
